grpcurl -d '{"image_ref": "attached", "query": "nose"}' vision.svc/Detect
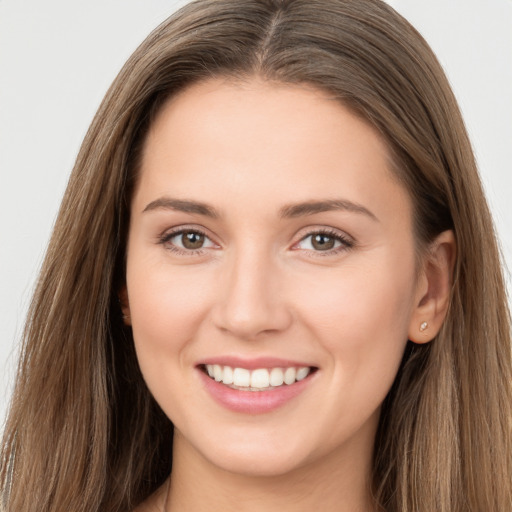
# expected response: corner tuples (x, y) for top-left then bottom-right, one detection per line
(211, 247), (293, 340)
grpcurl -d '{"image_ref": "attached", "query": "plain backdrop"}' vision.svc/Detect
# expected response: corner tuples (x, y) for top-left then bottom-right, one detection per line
(1, 0), (511, 424)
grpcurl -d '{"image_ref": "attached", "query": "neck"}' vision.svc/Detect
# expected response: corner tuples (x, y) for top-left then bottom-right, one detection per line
(164, 429), (376, 512)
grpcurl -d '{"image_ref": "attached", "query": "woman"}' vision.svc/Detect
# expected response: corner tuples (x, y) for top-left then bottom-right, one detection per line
(1, 0), (511, 511)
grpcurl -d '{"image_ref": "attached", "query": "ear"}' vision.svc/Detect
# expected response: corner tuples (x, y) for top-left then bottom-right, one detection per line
(408, 230), (456, 344)
(118, 285), (132, 326)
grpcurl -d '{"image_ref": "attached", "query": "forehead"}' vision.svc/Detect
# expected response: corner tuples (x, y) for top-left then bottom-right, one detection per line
(144, 78), (391, 166)
(134, 78), (411, 227)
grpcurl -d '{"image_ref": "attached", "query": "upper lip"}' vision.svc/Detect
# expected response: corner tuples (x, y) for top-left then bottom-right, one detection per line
(196, 356), (316, 370)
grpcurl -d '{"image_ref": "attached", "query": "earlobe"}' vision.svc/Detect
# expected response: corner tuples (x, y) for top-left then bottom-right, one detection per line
(118, 285), (132, 326)
(408, 230), (456, 344)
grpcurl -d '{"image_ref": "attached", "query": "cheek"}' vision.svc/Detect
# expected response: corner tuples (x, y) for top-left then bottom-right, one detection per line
(126, 262), (216, 421)
(126, 256), (213, 365)
(293, 259), (416, 436)
(295, 257), (416, 377)
(301, 259), (413, 327)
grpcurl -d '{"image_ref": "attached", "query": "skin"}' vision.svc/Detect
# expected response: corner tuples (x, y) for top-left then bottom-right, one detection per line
(124, 78), (455, 512)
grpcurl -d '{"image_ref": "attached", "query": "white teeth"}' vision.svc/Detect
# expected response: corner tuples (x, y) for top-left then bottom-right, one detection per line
(204, 364), (312, 390)
(269, 367), (284, 386)
(250, 369), (270, 389)
(223, 365), (234, 385)
(284, 367), (296, 385)
(296, 366), (310, 381)
(233, 368), (250, 387)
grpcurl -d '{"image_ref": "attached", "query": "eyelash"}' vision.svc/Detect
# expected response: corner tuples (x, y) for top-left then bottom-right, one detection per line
(158, 227), (214, 256)
(293, 228), (355, 256)
(158, 227), (355, 257)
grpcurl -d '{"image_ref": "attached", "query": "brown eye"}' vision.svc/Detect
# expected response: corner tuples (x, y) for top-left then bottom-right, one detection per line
(181, 231), (205, 249)
(161, 228), (217, 254)
(311, 233), (336, 250)
(294, 230), (353, 254)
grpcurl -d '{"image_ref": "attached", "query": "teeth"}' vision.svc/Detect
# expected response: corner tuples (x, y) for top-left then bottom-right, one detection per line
(284, 367), (296, 385)
(204, 364), (311, 390)
(233, 368), (250, 387)
(250, 369), (270, 389)
(223, 365), (234, 385)
(213, 364), (222, 382)
(269, 367), (284, 387)
(296, 366), (310, 381)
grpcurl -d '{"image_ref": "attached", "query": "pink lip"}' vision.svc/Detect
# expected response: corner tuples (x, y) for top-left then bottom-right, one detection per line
(196, 355), (313, 370)
(197, 366), (316, 415)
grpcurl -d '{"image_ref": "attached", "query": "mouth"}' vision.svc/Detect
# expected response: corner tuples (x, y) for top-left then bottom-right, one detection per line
(200, 364), (317, 391)
(197, 360), (318, 414)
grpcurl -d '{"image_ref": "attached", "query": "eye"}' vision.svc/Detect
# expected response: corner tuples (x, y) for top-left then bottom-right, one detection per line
(159, 228), (217, 254)
(294, 229), (354, 254)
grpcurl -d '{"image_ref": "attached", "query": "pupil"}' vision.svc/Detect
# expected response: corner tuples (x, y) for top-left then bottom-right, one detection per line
(182, 232), (204, 249)
(312, 234), (335, 250)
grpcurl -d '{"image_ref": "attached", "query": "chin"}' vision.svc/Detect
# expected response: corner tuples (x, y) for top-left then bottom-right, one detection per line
(177, 425), (318, 478)
(207, 448), (312, 479)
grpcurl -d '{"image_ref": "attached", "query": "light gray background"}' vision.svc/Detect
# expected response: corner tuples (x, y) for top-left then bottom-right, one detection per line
(1, 0), (511, 424)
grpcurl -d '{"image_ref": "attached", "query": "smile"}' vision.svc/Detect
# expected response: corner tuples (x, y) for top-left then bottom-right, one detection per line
(198, 360), (318, 414)
(204, 364), (312, 391)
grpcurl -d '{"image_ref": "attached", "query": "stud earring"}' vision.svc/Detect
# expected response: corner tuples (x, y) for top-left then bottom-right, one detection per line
(419, 321), (428, 332)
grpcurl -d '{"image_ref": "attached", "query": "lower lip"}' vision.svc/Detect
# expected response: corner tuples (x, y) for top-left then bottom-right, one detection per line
(198, 369), (314, 414)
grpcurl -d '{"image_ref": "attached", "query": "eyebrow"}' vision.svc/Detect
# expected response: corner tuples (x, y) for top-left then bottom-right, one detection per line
(279, 199), (378, 221)
(142, 197), (220, 218)
(142, 196), (377, 222)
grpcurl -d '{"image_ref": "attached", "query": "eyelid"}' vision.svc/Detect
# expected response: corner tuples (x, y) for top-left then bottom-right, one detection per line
(291, 226), (355, 255)
(158, 225), (220, 255)
(157, 224), (354, 256)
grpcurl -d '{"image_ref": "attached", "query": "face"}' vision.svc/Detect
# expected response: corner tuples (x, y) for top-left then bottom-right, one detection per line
(124, 78), (424, 478)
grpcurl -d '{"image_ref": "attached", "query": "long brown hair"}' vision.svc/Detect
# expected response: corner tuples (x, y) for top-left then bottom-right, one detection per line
(2, 1), (511, 510)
